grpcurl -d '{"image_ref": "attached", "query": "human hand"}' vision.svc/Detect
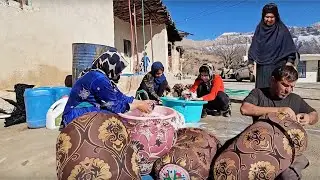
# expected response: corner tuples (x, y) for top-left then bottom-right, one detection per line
(192, 97), (203, 101)
(278, 107), (296, 120)
(296, 113), (310, 126)
(181, 90), (191, 99)
(146, 100), (157, 109)
(137, 101), (152, 113)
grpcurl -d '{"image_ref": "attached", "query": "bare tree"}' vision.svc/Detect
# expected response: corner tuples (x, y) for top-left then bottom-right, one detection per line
(211, 36), (247, 69)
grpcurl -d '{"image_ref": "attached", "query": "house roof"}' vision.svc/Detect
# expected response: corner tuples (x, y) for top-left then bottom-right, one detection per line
(300, 54), (320, 61)
(178, 30), (194, 37)
(113, 0), (182, 42)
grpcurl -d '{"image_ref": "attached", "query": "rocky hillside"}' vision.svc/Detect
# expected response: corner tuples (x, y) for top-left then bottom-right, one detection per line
(290, 22), (320, 53)
(179, 22), (320, 74)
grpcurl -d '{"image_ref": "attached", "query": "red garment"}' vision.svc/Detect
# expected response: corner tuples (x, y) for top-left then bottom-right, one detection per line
(189, 75), (225, 101)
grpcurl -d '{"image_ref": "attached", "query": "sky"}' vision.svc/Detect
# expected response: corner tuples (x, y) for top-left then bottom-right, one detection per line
(163, 0), (320, 40)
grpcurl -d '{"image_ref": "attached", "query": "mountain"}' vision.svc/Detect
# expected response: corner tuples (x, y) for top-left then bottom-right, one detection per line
(290, 23), (320, 53)
(178, 22), (320, 74)
(181, 22), (320, 53)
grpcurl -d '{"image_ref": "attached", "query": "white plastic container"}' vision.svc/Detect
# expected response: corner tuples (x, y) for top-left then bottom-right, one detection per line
(46, 96), (68, 130)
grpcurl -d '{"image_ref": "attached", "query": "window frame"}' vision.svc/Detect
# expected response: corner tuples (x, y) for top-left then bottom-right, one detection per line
(123, 39), (132, 57)
(297, 61), (306, 78)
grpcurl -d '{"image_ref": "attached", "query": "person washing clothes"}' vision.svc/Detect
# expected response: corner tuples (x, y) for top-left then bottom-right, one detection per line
(60, 47), (154, 128)
(184, 63), (231, 118)
(136, 61), (170, 102)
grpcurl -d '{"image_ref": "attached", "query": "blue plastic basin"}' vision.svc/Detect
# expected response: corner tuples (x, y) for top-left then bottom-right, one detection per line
(24, 88), (55, 128)
(160, 97), (207, 123)
(141, 175), (153, 180)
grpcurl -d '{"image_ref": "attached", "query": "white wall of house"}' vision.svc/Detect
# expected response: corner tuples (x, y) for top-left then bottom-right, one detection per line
(114, 17), (169, 73)
(114, 17), (133, 73)
(170, 45), (181, 73)
(297, 54), (320, 83)
(0, 0), (114, 89)
(297, 60), (318, 83)
(137, 24), (168, 72)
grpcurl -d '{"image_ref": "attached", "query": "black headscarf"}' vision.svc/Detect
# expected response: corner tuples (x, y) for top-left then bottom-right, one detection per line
(79, 47), (128, 83)
(197, 63), (215, 92)
(248, 3), (297, 65)
(151, 61), (166, 92)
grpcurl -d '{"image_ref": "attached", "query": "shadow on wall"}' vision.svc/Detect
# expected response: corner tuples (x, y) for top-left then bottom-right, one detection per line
(0, 64), (70, 89)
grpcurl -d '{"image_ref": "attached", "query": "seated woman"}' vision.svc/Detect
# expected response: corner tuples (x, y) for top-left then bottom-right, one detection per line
(136, 61), (170, 101)
(61, 47), (153, 128)
(187, 63), (231, 118)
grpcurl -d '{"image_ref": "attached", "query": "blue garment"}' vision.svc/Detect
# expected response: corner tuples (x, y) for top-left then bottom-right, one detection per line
(62, 71), (134, 126)
(143, 56), (150, 67)
(143, 56), (150, 72)
(151, 61), (166, 92)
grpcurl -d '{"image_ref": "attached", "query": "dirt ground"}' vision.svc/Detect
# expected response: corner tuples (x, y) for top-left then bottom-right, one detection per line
(1, 78), (320, 179)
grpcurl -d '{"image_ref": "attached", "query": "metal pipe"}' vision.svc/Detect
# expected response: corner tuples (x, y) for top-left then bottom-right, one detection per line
(149, 17), (154, 63)
(133, 3), (139, 72)
(128, 0), (135, 72)
(142, 0), (146, 52)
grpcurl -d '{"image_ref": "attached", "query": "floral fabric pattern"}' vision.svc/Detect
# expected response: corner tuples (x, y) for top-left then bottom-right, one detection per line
(122, 116), (177, 175)
(153, 128), (221, 180)
(56, 112), (141, 180)
(210, 112), (308, 180)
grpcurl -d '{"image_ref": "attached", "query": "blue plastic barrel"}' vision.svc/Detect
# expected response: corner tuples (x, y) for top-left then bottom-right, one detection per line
(33, 86), (56, 100)
(24, 88), (55, 128)
(72, 43), (112, 83)
(33, 86), (52, 91)
(52, 86), (71, 100)
(161, 97), (208, 123)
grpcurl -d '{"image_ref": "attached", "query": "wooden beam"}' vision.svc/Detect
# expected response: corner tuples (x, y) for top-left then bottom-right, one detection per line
(113, 0), (169, 25)
(128, 0), (135, 72)
(150, 17), (154, 62)
(133, 3), (140, 72)
(142, 0), (146, 52)
(144, 3), (162, 24)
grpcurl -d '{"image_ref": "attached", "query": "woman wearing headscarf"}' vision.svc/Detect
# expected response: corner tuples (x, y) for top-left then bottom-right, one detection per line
(248, 3), (298, 88)
(136, 61), (170, 101)
(186, 63), (231, 118)
(61, 47), (153, 128)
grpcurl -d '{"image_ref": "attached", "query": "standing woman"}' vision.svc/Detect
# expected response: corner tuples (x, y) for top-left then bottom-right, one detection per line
(248, 3), (298, 88)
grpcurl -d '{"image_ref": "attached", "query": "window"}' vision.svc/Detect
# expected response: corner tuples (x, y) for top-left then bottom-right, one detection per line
(168, 43), (172, 56)
(297, 61), (306, 78)
(123, 39), (132, 57)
